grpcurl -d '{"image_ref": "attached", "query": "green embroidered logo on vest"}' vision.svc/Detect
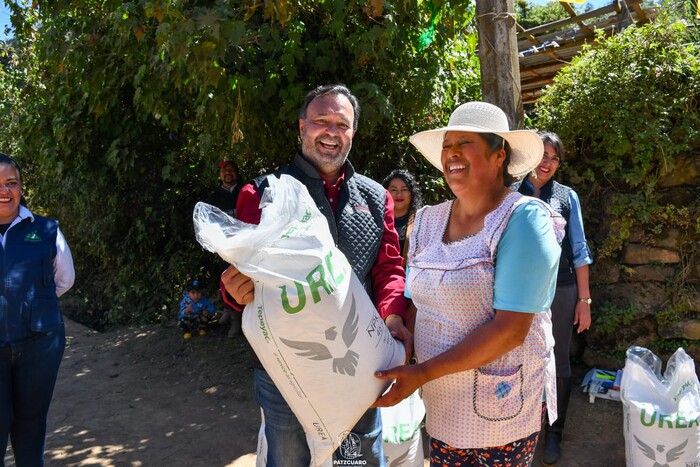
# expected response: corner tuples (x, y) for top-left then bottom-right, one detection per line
(24, 231), (42, 242)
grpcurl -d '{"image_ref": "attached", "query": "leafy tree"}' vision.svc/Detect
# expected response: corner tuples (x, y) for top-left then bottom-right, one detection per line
(537, 16), (699, 195)
(515, 0), (570, 30)
(0, 0), (480, 328)
(536, 13), (699, 286)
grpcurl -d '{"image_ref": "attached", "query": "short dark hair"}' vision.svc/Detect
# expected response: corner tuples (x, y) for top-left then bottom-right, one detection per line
(382, 169), (424, 218)
(0, 152), (22, 183)
(539, 131), (565, 162)
(299, 84), (360, 132)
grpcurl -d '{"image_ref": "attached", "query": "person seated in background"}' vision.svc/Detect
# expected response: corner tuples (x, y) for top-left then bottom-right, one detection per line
(178, 279), (216, 340)
(382, 169), (424, 266)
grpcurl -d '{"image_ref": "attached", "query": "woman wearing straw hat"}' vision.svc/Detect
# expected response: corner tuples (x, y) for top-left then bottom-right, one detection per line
(373, 102), (564, 466)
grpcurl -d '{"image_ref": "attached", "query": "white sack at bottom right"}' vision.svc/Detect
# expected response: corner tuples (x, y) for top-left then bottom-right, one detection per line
(621, 345), (700, 466)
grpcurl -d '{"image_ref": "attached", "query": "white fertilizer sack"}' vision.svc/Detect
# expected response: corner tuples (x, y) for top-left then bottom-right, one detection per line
(621, 346), (700, 466)
(194, 174), (406, 466)
(383, 429), (423, 467)
(381, 389), (425, 467)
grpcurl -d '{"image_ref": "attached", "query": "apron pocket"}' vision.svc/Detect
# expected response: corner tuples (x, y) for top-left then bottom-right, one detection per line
(473, 365), (524, 422)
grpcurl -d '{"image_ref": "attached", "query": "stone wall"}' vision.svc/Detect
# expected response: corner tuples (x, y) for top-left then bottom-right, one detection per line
(579, 152), (700, 370)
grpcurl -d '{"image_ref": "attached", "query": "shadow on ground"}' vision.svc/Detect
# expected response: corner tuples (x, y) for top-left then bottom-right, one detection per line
(4, 318), (626, 467)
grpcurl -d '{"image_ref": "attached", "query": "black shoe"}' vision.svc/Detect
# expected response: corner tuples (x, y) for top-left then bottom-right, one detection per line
(542, 432), (562, 466)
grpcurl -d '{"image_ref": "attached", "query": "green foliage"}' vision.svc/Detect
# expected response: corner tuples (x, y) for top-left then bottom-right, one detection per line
(536, 15), (700, 261)
(656, 301), (691, 326)
(0, 0), (480, 328)
(515, 0), (570, 30)
(594, 302), (637, 335)
(648, 337), (694, 354)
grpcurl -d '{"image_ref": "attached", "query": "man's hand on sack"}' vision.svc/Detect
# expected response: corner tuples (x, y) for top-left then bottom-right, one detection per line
(222, 265), (255, 305)
(385, 314), (413, 364)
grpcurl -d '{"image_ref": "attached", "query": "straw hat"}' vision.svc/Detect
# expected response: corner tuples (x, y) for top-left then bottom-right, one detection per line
(410, 102), (543, 178)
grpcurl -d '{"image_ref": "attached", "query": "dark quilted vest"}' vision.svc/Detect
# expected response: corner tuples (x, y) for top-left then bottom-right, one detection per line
(254, 153), (386, 299)
(512, 178), (575, 286)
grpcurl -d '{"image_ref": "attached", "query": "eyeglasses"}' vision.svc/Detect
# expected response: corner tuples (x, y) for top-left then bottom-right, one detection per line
(0, 181), (20, 190)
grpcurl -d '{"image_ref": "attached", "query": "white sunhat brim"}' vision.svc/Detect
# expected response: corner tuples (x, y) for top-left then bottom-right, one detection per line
(409, 125), (544, 178)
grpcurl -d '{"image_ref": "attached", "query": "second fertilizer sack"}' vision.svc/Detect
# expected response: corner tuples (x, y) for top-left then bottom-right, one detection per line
(194, 174), (406, 466)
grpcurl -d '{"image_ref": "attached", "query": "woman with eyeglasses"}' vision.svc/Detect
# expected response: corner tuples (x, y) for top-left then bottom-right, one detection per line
(511, 132), (594, 466)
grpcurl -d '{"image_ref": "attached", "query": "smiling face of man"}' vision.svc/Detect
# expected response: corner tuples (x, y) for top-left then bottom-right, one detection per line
(219, 162), (239, 189)
(298, 93), (356, 183)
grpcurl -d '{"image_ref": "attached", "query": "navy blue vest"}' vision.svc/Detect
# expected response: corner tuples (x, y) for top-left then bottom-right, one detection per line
(512, 178), (576, 286)
(0, 214), (61, 343)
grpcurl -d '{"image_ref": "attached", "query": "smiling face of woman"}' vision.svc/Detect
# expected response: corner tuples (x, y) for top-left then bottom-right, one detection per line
(533, 142), (560, 185)
(440, 131), (505, 195)
(0, 162), (21, 224)
(387, 178), (411, 217)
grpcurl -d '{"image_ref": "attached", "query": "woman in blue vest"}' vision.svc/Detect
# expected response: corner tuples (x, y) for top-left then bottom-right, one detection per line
(511, 132), (593, 466)
(0, 153), (75, 466)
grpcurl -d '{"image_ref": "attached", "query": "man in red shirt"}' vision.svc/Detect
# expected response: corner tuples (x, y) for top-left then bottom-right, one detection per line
(221, 84), (411, 466)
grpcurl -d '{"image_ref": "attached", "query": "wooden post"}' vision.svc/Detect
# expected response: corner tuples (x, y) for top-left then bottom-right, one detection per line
(476, 0), (524, 129)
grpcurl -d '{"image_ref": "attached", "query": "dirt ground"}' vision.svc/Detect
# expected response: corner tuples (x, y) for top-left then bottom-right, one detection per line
(4, 317), (627, 467)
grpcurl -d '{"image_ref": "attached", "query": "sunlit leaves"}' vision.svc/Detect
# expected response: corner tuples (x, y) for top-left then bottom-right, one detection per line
(0, 0), (480, 326)
(536, 14), (700, 259)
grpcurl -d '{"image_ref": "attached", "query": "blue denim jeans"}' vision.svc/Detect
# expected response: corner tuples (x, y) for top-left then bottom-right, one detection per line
(1, 326), (66, 467)
(254, 368), (385, 466)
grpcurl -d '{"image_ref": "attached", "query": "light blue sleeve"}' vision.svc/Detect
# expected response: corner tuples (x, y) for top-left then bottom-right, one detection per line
(568, 190), (594, 269)
(404, 266), (412, 299)
(493, 201), (561, 313)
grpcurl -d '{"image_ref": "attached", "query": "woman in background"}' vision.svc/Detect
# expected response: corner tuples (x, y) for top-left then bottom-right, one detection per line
(382, 169), (424, 266)
(0, 153), (75, 466)
(511, 131), (593, 466)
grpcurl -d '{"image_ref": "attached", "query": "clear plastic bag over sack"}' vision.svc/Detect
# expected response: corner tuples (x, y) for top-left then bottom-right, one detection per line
(621, 345), (700, 466)
(193, 174), (406, 466)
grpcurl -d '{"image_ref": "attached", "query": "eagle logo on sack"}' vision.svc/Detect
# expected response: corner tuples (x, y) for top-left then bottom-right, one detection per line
(634, 435), (688, 467)
(280, 294), (360, 376)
